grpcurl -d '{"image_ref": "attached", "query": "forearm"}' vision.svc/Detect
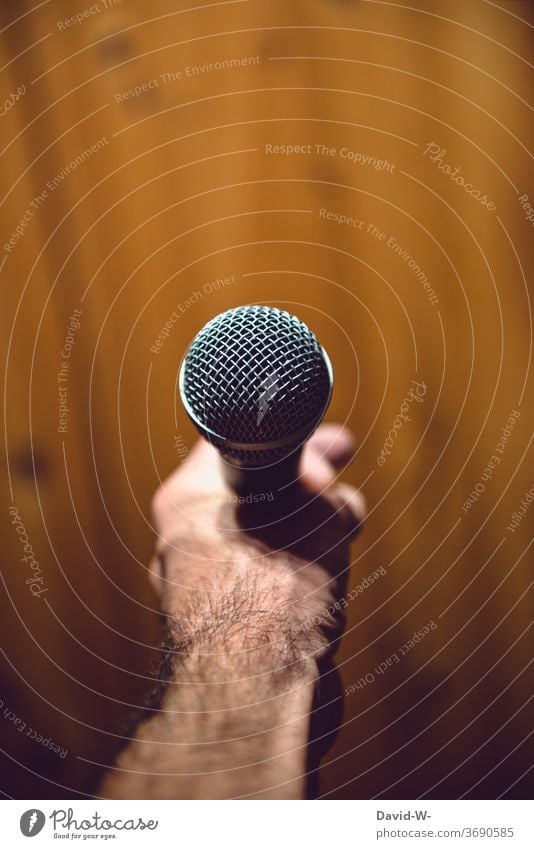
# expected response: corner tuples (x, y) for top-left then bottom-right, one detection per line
(101, 458), (360, 801)
(101, 579), (319, 799)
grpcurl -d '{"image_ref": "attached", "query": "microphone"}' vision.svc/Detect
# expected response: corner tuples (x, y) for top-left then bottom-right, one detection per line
(178, 305), (333, 496)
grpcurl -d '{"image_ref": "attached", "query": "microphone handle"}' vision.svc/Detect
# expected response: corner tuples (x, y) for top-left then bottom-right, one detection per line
(220, 446), (303, 499)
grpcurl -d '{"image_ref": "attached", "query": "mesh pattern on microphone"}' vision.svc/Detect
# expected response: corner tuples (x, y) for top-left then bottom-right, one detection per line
(181, 306), (331, 451)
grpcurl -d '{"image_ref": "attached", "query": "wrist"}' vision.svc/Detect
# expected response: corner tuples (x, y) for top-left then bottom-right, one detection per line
(102, 597), (317, 799)
(157, 541), (337, 670)
(101, 567), (323, 798)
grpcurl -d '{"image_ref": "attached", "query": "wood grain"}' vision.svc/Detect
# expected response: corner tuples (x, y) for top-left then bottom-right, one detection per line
(0, 0), (532, 798)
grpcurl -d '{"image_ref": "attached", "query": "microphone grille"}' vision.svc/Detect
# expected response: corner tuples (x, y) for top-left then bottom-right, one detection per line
(180, 305), (332, 456)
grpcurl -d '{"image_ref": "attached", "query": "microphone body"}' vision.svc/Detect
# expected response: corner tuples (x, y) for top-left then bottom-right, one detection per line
(179, 305), (333, 496)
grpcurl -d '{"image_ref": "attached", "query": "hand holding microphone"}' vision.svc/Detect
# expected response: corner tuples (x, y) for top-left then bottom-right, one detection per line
(105, 307), (366, 801)
(150, 303), (364, 598)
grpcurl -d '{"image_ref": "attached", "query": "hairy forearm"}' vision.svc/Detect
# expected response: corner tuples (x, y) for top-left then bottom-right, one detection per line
(101, 428), (363, 799)
(101, 579), (320, 800)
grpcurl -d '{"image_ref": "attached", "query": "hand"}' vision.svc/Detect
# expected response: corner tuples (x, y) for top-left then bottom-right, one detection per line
(149, 423), (365, 661)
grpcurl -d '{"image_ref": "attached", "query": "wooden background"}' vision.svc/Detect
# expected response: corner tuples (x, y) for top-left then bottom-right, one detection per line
(0, 0), (532, 798)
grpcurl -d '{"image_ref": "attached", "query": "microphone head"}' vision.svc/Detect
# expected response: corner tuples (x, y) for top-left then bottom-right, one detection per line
(179, 305), (333, 468)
